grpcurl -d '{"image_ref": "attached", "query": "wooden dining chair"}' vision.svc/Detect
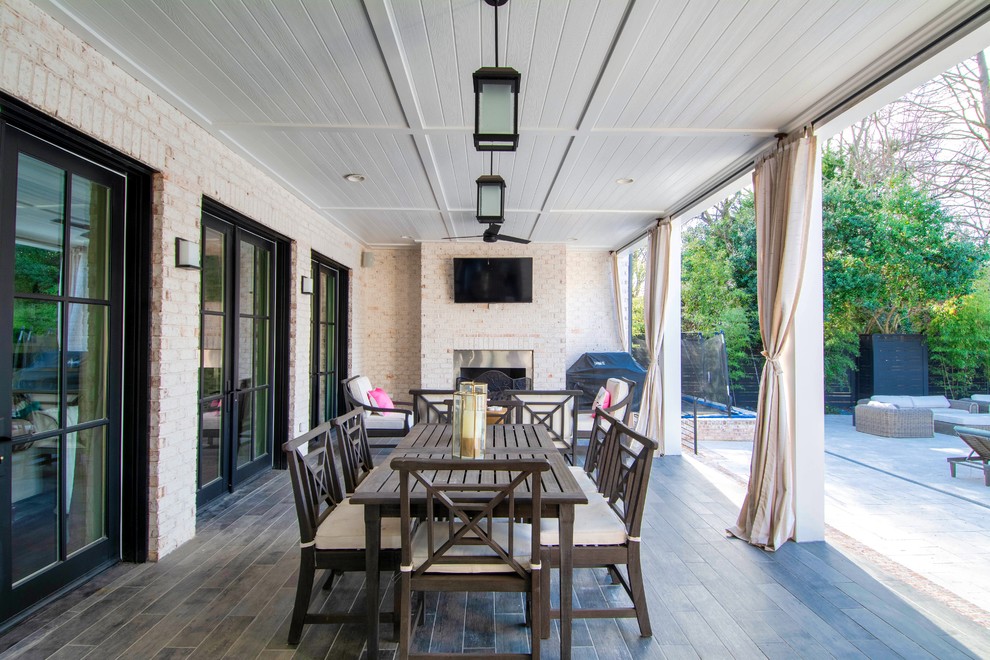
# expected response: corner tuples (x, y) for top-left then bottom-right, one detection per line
(570, 410), (618, 495)
(409, 388), (455, 424)
(540, 415), (658, 638)
(330, 408), (375, 494)
(391, 457), (550, 660)
(282, 421), (402, 644)
(507, 389), (581, 464)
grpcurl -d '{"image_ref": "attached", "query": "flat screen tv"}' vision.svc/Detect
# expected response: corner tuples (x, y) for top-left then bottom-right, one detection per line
(453, 257), (533, 303)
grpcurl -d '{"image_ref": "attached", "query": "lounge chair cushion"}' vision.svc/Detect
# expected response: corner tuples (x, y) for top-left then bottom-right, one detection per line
(315, 499), (402, 550)
(605, 377), (631, 422)
(933, 411), (990, 426)
(972, 394), (990, 402)
(364, 411), (410, 430)
(347, 376), (375, 412)
(911, 395), (951, 409)
(870, 395), (917, 408)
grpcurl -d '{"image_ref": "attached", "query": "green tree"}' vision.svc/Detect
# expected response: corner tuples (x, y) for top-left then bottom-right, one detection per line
(822, 147), (986, 383)
(681, 192), (760, 381)
(927, 268), (990, 398)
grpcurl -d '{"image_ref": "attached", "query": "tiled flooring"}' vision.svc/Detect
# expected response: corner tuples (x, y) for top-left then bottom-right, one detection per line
(3, 446), (990, 659)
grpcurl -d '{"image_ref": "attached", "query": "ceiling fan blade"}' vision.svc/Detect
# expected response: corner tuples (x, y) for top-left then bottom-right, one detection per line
(441, 235), (484, 240)
(496, 234), (531, 244)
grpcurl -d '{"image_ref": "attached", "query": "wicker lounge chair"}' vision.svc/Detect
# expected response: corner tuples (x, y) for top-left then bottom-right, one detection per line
(854, 403), (933, 438)
(949, 426), (990, 486)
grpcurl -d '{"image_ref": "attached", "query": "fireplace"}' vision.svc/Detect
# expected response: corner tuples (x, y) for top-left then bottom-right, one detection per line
(453, 350), (533, 399)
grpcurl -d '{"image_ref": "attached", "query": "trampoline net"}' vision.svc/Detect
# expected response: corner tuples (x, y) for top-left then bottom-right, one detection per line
(681, 332), (732, 411)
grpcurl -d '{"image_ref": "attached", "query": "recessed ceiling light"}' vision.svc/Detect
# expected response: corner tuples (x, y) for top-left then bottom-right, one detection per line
(343, 173), (366, 183)
(616, 178), (634, 185)
(400, 235), (412, 240)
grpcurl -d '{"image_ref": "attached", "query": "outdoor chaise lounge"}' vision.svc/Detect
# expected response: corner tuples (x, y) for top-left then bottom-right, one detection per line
(949, 427), (990, 486)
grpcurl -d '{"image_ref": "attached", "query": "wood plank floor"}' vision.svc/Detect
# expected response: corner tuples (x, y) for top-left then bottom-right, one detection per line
(3, 451), (990, 659)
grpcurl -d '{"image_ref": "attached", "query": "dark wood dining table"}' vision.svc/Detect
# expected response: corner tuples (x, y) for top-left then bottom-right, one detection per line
(350, 422), (587, 659)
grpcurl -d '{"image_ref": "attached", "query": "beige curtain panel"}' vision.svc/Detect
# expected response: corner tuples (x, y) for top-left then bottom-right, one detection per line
(635, 220), (672, 453)
(611, 251), (628, 352)
(730, 133), (817, 551)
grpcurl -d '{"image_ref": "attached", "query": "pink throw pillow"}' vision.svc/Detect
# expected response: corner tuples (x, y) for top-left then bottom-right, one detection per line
(591, 387), (611, 417)
(367, 387), (395, 411)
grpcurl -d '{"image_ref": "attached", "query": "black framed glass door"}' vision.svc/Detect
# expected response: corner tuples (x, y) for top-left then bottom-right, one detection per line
(310, 259), (348, 426)
(0, 127), (124, 622)
(197, 212), (275, 506)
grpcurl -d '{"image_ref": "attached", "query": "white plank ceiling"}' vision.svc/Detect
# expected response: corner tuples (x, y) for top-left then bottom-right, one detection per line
(34, 0), (990, 248)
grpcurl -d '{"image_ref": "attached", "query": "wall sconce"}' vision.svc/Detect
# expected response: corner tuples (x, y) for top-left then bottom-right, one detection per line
(175, 237), (201, 269)
(301, 276), (314, 295)
(473, 0), (520, 152)
(476, 174), (506, 222)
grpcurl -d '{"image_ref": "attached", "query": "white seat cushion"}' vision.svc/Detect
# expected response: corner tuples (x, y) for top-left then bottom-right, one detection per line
(411, 520), (534, 573)
(541, 492), (627, 547)
(348, 376), (375, 414)
(605, 378), (631, 421)
(911, 395), (951, 409)
(364, 411), (409, 429)
(568, 465), (600, 495)
(871, 395), (915, 408)
(933, 411), (990, 425)
(314, 498), (402, 550)
(971, 394), (990, 402)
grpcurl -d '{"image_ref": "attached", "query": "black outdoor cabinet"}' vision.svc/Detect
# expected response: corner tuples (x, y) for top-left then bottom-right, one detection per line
(855, 334), (928, 400)
(566, 352), (647, 412)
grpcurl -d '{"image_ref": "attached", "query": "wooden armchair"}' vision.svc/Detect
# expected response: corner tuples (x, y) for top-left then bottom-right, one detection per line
(409, 388), (454, 425)
(391, 456), (550, 659)
(541, 412), (657, 638)
(341, 375), (413, 443)
(508, 389), (581, 464)
(282, 421), (401, 644)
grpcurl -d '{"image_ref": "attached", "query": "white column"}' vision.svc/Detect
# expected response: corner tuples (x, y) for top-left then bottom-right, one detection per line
(788, 143), (825, 541)
(660, 221), (682, 455)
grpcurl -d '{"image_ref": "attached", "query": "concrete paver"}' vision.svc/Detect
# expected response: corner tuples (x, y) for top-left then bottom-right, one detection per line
(694, 414), (990, 618)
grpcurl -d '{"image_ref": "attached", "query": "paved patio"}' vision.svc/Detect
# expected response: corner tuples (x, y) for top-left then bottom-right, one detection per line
(697, 415), (990, 624)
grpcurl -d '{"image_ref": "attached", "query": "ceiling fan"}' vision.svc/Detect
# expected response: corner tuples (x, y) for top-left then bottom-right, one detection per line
(444, 223), (530, 244)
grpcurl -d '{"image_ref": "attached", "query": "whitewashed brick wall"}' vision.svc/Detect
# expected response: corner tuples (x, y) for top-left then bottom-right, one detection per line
(565, 249), (623, 367)
(420, 242), (569, 388)
(352, 248), (421, 400)
(2, 0), (363, 559)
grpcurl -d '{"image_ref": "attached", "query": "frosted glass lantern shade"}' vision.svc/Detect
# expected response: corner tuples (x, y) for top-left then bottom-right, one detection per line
(476, 175), (506, 222)
(473, 67), (520, 151)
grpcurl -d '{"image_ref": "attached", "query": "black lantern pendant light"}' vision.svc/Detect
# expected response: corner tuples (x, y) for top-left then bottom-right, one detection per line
(477, 153), (506, 222)
(476, 179), (505, 222)
(473, 0), (520, 152)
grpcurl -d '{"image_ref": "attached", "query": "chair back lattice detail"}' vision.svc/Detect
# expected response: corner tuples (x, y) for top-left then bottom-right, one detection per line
(331, 408), (375, 494)
(596, 418), (658, 540)
(508, 390), (580, 446)
(283, 421), (347, 545)
(391, 458), (549, 579)
(583, 410), (618, 490)
(410, 389), (455, 425)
